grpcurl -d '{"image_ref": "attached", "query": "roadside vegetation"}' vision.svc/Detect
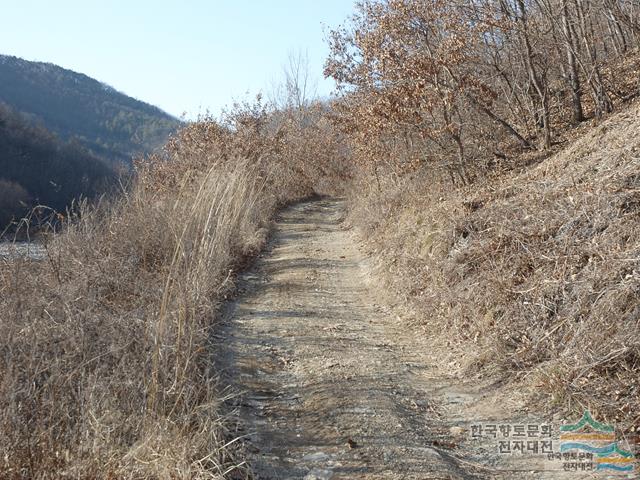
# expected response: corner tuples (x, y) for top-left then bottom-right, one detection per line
(0, 84), (346, 477)
(325, 0), (640, 431)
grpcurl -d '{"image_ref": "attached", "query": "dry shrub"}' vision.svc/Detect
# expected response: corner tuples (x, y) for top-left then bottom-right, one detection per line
(349, 102), (640, 430)
(0, 99), (344, 478)
(1, 161), (266, 479)
(143, 98), (349, 199)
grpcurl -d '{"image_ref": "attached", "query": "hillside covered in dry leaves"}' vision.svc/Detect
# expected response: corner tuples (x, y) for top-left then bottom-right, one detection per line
(351, 100), (640, 431)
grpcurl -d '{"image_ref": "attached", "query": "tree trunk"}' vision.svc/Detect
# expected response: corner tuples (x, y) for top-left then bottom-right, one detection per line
(465, 94), (533, 149)
(574, 0), (613, 117)
(517, 0), (552, 149)
(562, 0), (585, 123)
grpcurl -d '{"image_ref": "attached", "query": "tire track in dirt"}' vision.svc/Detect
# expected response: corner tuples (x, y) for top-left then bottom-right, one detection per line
(215, 198), (488, 479)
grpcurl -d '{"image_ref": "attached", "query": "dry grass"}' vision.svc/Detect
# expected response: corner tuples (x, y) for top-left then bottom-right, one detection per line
(0, 100), (344, 478)
(1, 162), (268, 478)
(348, 100), (640, 432)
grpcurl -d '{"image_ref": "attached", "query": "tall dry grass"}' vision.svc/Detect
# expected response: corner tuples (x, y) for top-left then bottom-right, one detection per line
(1, 163), (263, 478)
(0, 99), (345, 478)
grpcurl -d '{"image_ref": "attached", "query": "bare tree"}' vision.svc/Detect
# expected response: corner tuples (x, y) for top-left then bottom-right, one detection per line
(325, 0), (640, 183)
(269, 49), (318, 113)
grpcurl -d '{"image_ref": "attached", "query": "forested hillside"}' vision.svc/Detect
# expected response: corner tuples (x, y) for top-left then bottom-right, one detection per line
(0, 103), (116, 229)
(0, 54), (181, 164)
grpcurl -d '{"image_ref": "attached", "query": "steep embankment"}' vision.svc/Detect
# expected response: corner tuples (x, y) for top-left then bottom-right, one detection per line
(351, 102), (640, 431)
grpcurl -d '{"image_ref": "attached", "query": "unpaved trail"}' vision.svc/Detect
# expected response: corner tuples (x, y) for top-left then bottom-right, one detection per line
(216, 198), (490, 479)
(215, 198), (619, 480)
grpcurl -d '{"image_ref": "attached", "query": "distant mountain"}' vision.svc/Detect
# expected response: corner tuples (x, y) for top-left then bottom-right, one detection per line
(0, 54), (182, 164)
(0, 102), (117, 230)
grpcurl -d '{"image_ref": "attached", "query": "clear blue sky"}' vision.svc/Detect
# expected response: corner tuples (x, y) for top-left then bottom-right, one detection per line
(0, 1), (355, 119)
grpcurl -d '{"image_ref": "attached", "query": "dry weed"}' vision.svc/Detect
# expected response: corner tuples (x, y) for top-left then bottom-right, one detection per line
(0, 99), (345, 478)
(349, 101), (640, 431)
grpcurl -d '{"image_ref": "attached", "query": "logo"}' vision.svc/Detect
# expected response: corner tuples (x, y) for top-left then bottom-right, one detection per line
(560, 411), (635, 473)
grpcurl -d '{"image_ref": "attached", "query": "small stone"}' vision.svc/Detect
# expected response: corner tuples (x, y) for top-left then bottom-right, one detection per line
(302, 451), (330, 462)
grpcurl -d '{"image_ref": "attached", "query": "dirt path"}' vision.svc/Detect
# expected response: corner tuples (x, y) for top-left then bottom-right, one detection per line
(215, 198), (490, 479)
(215, 199), (584, 480)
